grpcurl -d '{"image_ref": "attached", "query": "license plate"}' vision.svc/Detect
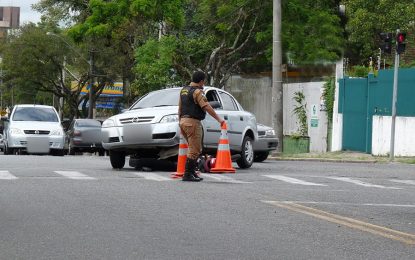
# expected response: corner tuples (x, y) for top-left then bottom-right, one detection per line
(122, 124), (152, 143)
(27, 136), (50, 154)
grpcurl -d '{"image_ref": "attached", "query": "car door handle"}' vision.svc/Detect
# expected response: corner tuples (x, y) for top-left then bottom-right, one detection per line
(240, 116), (243, 121)
(224, 116), (228, 120)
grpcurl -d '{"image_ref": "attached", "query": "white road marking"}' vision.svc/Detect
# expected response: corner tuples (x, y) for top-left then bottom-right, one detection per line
(390, 180), (415, 185)
(0, 170), (18, 180)
(274, 201), (415, 208)
(201, 174), (251, 183)
(263, 175), (327, 186)
(54, 171), (96, 180)
(328, 177), (401, 189)
(132, 172), (172, 181)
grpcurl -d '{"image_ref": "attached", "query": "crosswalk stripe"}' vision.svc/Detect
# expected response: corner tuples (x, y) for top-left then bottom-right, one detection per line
(263, 175), (327, 186)
(0, 170), (18, 180)
(132, 172), (172, 181)
(200, 174), (251, 183)
(390, 180), (415, 185)
(328, 177), (400, 189)
(54, 171), (96, 180)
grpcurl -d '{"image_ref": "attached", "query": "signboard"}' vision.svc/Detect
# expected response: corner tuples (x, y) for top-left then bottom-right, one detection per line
(72, 82), (123, 109)
(310, 104), (319, 128)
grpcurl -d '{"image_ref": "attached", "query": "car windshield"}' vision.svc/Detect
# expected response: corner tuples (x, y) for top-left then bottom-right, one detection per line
(130, 88), (180, 109)
(12, 107), (58, 122)
(76, 120), (101, 127)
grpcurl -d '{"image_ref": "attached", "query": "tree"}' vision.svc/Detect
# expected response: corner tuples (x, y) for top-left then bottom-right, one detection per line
(344, 0), (415, 64)
(133, 0), (345, 91)
(0, 24), (89, 119)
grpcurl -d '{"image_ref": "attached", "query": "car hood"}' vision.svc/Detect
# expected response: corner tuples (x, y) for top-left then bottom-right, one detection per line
(10, 121), (62, 130)
(114, 106), (178, 123)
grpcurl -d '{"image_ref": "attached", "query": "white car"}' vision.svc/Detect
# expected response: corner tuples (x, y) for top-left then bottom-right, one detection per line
(1, 104), (65, 155)
(102, 87), (258, 169)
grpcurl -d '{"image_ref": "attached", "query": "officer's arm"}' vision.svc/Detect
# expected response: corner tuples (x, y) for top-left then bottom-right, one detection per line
(204, 105), (225, 125)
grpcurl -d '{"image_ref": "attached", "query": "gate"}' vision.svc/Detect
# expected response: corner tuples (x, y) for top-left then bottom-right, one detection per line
(339, 77), (369, 152)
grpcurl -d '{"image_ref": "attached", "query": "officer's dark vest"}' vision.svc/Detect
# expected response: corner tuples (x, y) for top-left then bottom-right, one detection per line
(180, 86), (206, 120)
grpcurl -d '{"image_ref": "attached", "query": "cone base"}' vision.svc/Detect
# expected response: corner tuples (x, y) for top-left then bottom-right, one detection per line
(171, 172), (184, 178)
(210, 168), (236, 173)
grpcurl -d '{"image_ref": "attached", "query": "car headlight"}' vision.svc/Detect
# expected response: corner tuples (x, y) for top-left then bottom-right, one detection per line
(265, 129), (275, 136)
(9, 128), (23, 135)
(159, 114), (179, 123)
(102, 119), (115, 127)
(50, 129), (64, 135)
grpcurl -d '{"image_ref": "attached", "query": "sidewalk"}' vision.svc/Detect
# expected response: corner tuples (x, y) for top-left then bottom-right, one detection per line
(269, 151), (415, 164)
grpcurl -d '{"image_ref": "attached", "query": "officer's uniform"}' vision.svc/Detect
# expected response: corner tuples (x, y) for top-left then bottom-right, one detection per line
(178, 86), (209, 160)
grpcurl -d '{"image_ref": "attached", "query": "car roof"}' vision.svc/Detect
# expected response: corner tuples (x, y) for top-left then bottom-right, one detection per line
(14, 104), (55, 109)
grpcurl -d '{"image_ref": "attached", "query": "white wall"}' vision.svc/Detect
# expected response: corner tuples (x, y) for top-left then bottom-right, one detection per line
(372, 116), (415, 156)
(331, 60), (343, 151)
(226, 76), (328, 153)
(283, 82), (328, 152)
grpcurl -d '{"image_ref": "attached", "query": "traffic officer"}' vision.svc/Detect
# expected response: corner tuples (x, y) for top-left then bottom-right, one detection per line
(178, 71), (225, 182)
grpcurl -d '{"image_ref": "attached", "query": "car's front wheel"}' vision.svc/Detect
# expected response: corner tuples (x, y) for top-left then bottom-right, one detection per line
(236, 136), (254, 169)
(254, 151), (269, 162)
(110, 150), (126, 169)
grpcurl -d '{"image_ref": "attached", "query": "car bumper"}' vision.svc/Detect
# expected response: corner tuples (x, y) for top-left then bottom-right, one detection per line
(7, 135), (65, 150)
(101, 123), (180, 150)
(253, 137), (279, 152)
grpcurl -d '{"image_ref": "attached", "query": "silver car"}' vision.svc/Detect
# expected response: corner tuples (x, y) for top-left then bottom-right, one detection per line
(102, 87), (258, 169)
(1, 104), (65, 155)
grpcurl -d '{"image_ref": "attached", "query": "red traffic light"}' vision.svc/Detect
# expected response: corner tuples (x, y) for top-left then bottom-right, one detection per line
(396, 33), (406, 43)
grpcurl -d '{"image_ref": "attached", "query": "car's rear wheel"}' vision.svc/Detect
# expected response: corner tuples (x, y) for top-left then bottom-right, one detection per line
(254, 151), (269, 162)
(51, 149), (65, 156)
(98, 149), (105, 156)
(236, 136), (254, 169)
(110, 150), (125, 169)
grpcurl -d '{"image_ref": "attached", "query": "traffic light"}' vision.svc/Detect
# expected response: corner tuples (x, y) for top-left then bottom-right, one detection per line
(396, 32), (406, 54)
(379, 32), (393, 54)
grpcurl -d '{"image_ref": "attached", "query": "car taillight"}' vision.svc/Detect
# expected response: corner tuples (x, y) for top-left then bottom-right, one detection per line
(74, 130), (81, 136)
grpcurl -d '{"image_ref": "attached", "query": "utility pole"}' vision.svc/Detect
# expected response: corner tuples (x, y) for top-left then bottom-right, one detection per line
(59, 56), (66, 120)
(272, 0), (283, 153)
(389, 29), (400, 161)
(88, 50), (95, 119)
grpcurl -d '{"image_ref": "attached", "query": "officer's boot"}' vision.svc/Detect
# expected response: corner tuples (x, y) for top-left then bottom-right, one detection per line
(182, 158), (202, 182)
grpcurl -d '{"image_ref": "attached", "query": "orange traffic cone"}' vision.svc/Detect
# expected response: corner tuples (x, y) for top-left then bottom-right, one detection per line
(171, 134), (188, 178)
(210, 122), (236, 173)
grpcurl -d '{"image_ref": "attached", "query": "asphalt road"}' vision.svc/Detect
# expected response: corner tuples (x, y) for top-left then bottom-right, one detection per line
(0, 154), (414, 260)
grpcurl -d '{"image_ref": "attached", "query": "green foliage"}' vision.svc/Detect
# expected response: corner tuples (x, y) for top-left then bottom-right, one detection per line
(132, 36), (182, 96)
(281, 0), (344, 64)
(322, 76), (335, 123)
(348, 65), (370, 77)
(292, 91), (308, 137)
(344, 0), (415, 63)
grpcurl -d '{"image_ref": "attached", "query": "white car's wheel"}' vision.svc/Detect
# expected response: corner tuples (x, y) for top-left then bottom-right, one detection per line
(110, 151), (125, 169)
(236, 136), (254, 169)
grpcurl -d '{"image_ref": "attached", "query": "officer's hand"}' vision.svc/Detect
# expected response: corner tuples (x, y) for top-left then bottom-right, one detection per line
(220, 120), (226, 128)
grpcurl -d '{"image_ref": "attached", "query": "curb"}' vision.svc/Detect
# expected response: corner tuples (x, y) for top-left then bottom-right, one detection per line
(268, 156), (378, 163)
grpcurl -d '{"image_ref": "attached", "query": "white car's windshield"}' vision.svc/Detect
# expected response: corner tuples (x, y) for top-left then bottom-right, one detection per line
(131, 89), (180, 109)
(12, 107), (59, 122)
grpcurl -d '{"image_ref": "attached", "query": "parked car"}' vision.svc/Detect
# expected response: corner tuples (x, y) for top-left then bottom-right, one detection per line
(0, 133), (4, 152)
(65, 118), (105, 155)
(253, 123), (279, 162)
(101, 87), (258, 169)
(1, 104), (65, 155)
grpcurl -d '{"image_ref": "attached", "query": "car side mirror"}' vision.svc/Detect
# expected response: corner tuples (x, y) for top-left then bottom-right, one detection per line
(209, 101), (222, 109)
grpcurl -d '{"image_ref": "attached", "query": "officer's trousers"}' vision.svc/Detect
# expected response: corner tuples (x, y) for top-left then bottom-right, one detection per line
(179, 118), (202, 160)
